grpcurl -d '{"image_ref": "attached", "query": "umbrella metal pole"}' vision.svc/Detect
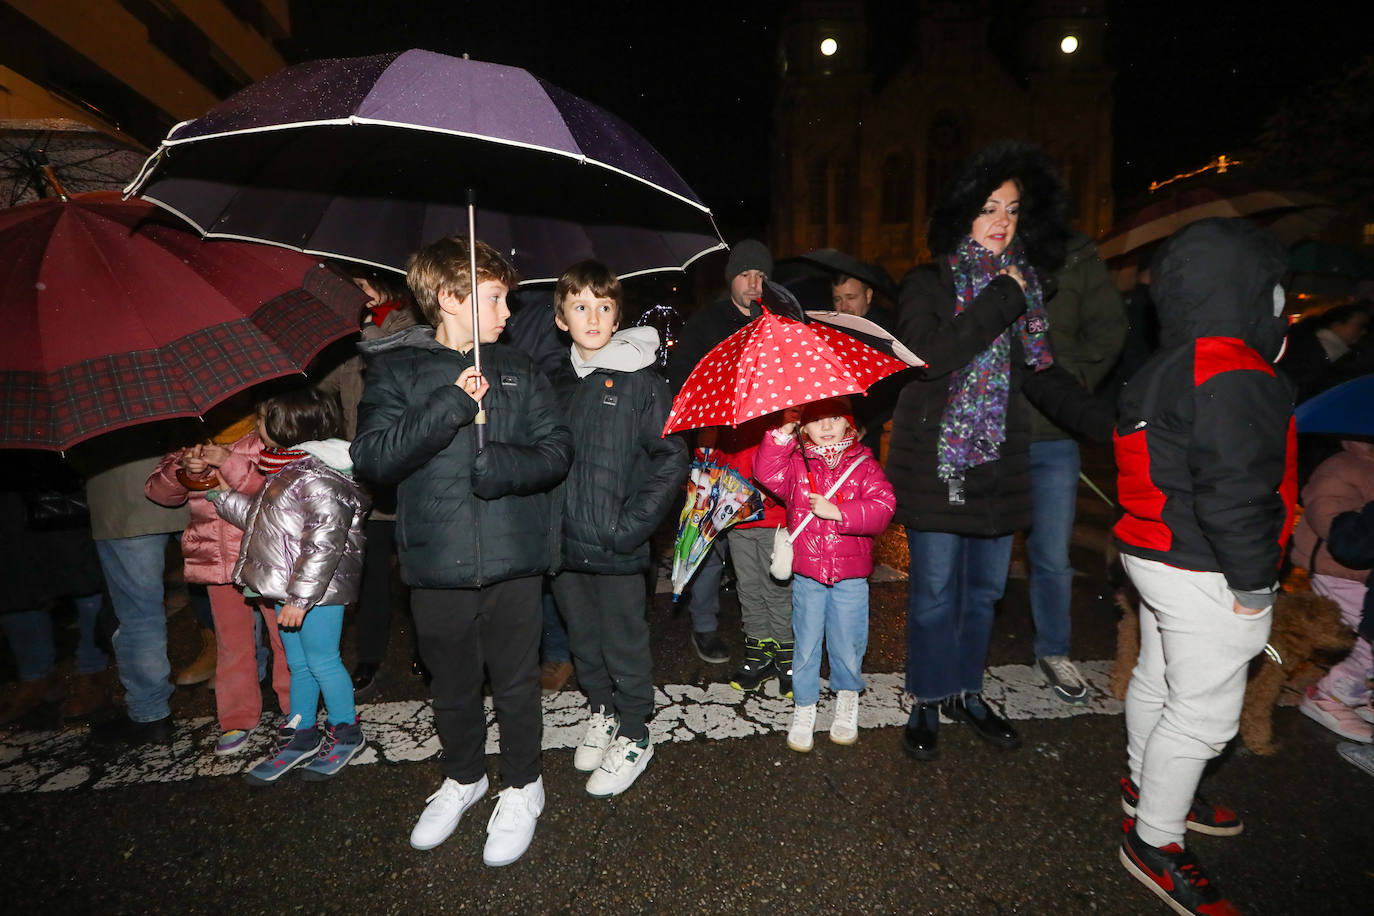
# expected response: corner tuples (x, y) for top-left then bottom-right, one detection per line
(467, 189), (486, 450)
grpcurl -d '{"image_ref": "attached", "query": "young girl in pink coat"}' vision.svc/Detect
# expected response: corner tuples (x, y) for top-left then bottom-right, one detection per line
(145, 426), (290, 755)
(754, 396), (896, 752)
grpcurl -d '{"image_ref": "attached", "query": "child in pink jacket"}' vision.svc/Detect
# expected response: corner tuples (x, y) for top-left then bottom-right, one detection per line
(145, 429), (290, 755)
(754, 396), (896, 753)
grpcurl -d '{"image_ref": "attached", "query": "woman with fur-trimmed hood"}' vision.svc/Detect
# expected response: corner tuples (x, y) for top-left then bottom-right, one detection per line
(891, 140), (1072, 761)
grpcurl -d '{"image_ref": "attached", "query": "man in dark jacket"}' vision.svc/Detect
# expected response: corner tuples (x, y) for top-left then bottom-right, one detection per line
(1114, 219), (1295, 916)
(665, 240), (786, 673)
(1025, 233), (1127, 704)
(549, 261), (688, 798)
(352, 237), (572, 867)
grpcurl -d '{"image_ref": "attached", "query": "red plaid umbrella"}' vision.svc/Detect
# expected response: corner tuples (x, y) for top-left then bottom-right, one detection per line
(663, 310), (910, 435)
(0, 191), (368, 450)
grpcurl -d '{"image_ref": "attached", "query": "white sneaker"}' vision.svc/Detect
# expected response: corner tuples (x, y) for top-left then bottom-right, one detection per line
(1354, 704), (1374, 727)
(830, 690), (860, 745)
(787, 703), (816, 752)
(573, 710), (619, 772)
(586, 735), (654, 797)
(409, 774), (489, 850)
(483, 777), (545, 867)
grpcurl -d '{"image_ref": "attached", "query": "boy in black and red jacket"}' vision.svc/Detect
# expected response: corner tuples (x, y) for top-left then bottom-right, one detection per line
(1112, 219), (1296, 916)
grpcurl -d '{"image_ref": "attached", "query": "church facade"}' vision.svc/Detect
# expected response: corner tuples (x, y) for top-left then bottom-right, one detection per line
(770, 1), (1114, 280)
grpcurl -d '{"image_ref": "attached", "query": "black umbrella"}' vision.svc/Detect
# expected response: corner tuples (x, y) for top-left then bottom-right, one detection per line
(126, 49), (724, 283)
(774, 248), (897, 302)
(1, 119), (146, 208)
(128, 48), (727, 447)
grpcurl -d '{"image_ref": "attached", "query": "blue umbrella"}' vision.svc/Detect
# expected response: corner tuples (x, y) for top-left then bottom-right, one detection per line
(1295, 374), (1374, 436)
(126, 49), (725, 283)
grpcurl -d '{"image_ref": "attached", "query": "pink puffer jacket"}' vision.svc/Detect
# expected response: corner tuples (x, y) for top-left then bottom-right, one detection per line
(754, 431), (896, 585)
(144, 433), (265, 585)
(1291, 440), (1374, 584)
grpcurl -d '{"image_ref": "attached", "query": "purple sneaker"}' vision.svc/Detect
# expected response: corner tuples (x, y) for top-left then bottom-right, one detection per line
(214, 728), (252, 756)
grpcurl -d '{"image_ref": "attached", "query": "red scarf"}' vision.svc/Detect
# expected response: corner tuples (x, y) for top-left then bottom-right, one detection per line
(368, 301), (402, 328)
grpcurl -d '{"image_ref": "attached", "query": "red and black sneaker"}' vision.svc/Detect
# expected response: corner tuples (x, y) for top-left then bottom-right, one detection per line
(1121, 777), (1244, 837)
(1119, 825), (1244, 916)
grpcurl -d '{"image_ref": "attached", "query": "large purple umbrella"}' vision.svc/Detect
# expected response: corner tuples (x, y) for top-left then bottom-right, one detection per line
(126, 49), (725, 283)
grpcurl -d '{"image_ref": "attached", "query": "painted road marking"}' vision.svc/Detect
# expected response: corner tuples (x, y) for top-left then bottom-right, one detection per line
(0, 661), (1121, 794)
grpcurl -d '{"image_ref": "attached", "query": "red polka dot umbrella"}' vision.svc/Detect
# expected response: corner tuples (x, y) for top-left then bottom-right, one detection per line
(663, 310), (912, 435)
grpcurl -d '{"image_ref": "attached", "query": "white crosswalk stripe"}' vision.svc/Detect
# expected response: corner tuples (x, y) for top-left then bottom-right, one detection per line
(0, 660), (1122, 794)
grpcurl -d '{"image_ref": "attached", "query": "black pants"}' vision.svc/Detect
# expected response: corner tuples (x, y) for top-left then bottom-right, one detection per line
(550, 570), (653, 740)
(354, 518), (396, 666)
(411, 576), (542, 787)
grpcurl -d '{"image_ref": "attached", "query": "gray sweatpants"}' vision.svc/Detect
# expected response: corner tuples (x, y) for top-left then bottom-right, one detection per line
(727, 526), (793, 643)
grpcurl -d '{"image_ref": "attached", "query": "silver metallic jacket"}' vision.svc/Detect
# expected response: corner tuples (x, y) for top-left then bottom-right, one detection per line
(215, 455), (370, 611)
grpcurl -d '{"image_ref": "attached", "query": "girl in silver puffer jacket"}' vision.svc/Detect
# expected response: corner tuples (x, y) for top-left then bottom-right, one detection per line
(210, 388), (371, 785)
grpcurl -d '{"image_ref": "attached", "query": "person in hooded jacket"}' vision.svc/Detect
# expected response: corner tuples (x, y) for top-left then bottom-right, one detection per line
(889, 141), (1076, 761)
(549, 261), (689, 798)
(1113, 218), (1296, 916)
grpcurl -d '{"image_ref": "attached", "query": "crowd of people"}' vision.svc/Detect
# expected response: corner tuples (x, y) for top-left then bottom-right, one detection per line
(3, 138), (1373, 916)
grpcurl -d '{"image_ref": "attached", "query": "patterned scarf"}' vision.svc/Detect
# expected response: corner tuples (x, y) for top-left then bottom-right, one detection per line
(936, 236), (1053, 491)
(257, 447), (309, 475)
(804, 436), (856, 470)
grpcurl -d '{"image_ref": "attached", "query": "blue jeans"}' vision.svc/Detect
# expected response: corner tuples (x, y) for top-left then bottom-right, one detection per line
(685, 539), (724, 634)
(96, 534), (175, 722)
(905, 529), (1014, 701)
(277, 604), (354, 729)
(792, 575), (868, 706)
(541, 585), (570, 664)
(1, 595), (107, 680)
(1027, 439), (1080, 659)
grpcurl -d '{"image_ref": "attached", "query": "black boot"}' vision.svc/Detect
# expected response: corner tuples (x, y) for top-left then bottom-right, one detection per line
(729, 635), (777, 692)
(90, 714), (174, 747)
(941, 693), (1021, 749)
(771, 639), (794, 698)
(902, 702), (939, 760)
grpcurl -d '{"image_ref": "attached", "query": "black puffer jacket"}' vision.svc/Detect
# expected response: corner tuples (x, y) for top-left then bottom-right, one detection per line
(552, 330), (689, 574)
(888, 263), (1034, 535)
(1114, 219), (1296, 605)
(350, 327), (573, 588)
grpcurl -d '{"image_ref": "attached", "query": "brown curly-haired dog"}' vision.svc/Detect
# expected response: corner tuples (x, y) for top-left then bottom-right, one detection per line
(1109, 585), (1355, 755)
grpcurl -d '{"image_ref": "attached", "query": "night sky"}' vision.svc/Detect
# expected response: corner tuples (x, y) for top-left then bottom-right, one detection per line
(284, 0), (1369, 234)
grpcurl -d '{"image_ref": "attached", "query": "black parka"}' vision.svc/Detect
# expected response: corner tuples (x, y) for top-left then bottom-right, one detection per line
(551, 354), (688, 574)
(887, 264), (1034, 535)
(1114, 219), (1296, 603)
(350, 327), (573, 588)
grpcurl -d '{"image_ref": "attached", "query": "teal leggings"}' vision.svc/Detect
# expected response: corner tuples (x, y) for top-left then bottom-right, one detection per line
(277, 604), (354, 728)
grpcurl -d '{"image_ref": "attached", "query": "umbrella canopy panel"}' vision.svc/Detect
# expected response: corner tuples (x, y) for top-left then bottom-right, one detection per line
(130, 50), (724, 281)
(1098, 187), (1331, 260)
(1, 121), (147, 207)
(1294, 374), (1374, 437)
(0, 192), (366, 450)
(663, 311), (910, 436)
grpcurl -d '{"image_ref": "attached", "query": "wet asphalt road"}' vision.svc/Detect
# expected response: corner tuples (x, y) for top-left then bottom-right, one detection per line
(3, 449), (1373, 914)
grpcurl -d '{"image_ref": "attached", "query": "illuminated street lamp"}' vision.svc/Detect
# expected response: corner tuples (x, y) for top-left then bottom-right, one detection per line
(820, 37), (838, 57)
(1060, 34), (1079, 54)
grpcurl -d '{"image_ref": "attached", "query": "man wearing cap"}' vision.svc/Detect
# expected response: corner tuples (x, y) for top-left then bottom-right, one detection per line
(667, 241), (794, 692)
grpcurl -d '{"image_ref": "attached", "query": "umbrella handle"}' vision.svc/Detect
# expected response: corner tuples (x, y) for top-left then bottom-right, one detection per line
(468, 188), (486, 454)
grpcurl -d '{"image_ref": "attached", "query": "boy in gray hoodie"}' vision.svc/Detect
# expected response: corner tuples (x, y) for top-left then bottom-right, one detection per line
(550, 261), (688, 798)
